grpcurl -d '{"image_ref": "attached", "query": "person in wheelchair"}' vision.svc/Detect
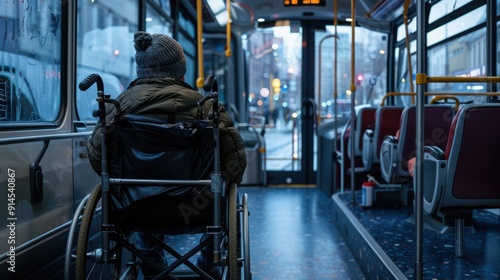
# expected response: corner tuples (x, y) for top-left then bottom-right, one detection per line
(87, 31), (247, 279)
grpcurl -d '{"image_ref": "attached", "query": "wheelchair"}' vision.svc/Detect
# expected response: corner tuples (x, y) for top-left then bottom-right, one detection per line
(65, 74), (251, 280)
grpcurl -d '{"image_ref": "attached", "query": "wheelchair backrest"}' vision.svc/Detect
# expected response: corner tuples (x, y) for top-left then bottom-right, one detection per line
(107, 114), (215, 209)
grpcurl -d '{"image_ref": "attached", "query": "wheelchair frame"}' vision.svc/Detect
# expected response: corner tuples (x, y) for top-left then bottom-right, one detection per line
(64, 74), (251, 280)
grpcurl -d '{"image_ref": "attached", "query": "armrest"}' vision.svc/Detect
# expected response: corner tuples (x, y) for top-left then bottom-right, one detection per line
(362, 129), (374, 170)
(420, 150), (447, 215)
(364, 129), (374, 138)
(423, 145), (445, 160)
(380, 135), (399, 182)
(383, 135), (398, 144)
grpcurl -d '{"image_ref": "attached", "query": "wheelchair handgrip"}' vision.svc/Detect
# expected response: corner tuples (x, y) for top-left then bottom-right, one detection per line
(197, 93), (218, 106)
(79, 73), (104, 92)
(203, 75), (218, 92)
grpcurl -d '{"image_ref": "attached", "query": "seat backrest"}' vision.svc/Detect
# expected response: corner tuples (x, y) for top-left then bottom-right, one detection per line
(347, 107), (377, 158)
(441, 103), (500, 208)
(397, 105), (454, 174)
(372, 106), (405, 160)
(107, 114), (215, 210)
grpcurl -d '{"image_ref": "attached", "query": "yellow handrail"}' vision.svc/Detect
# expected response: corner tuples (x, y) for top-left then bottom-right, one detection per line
(429, 95), (460, 111)
(380, 91), (500, 106)
(379, 92), (415, 106)
(425, 92), (500, 96)
(416, 73), (500, 84)
(196, 0), (204, 88)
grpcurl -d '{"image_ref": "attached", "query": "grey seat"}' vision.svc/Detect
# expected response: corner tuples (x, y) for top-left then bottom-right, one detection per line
(420, 103), (500, 257)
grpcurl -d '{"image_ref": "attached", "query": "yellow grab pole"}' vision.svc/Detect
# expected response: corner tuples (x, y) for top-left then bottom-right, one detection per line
(226, 0), (232, 57)
(196, 0), (204, 88)
(404, 0), (415, 104)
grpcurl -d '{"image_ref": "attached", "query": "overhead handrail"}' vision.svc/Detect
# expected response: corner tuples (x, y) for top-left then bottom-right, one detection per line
(196, 0), (204, 88)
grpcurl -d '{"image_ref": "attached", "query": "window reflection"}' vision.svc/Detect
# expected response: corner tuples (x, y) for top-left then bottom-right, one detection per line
(428, 28), (487, 103)
(76, 0), (138, 122)
(429, 0), (473, 24)
(244, 24), (303, 171)
(146, 4), (172, 36)
(427, 6), (486, 46)
(316, 25), (388, 122)
(0, 1), (61, 122)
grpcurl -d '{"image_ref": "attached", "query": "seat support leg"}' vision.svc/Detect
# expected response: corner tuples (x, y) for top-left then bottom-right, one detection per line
(455, 213), (465, 257)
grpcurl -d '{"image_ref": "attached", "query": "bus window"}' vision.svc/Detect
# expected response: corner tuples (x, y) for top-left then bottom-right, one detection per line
(427, 5), (487, 104)
(429, 0), (473, 24)
(76, 0), (138, 122)
(316, 25), (388, 123)
(0, 1), (62, 123)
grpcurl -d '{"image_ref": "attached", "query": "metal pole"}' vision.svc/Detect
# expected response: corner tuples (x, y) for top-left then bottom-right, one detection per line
(349, 0), (357, 205)
(334, 0), (339, 195)
(415, 0), (426, 278)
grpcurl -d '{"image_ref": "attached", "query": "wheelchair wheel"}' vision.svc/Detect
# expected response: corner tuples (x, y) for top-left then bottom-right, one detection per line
(228, 183), (239, 279)
(226, 184), (252, 280)
(242, 193), (251, 279)
(64, 192), (90, 280)
(75, 184), (138, 280)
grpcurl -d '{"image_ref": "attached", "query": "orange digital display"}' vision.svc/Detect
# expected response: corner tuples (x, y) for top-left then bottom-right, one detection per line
(284, 0), (326, 6)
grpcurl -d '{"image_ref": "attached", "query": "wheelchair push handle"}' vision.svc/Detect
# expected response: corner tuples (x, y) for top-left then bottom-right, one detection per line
(79, 73), (122, 117)
(198, 75), (219, 106)
(79, 73), (104, 92)
(203, 74), (218, 92)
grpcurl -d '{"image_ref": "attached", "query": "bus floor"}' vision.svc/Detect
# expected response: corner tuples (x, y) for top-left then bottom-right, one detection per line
(333, 190), (500, 280)
(163, 186), (367, 280)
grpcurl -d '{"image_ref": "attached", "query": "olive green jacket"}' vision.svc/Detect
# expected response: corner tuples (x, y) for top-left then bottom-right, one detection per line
(88, 77), (247, 184)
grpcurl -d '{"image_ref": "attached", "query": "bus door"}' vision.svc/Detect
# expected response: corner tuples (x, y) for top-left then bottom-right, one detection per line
(244, 21), (314, 185)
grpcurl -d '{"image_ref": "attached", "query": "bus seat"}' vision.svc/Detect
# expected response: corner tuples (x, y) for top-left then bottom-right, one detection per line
(379, 105), (454, 183)
(362, 106), (404, 171)
(420, 103), (500, 257)
(347, 107), (377, 160)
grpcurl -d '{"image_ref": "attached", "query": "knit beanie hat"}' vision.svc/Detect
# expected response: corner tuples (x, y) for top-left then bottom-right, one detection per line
(134, 31), (187, 79)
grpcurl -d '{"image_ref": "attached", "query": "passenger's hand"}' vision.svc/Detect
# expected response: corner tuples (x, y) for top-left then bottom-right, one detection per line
(407, 157), (416, 177)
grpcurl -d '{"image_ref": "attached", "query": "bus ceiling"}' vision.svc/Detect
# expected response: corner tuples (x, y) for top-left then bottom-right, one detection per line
(184, 0), (415, 33)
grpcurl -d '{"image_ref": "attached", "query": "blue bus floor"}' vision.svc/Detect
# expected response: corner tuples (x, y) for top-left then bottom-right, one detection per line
(164, 187), (366, 280)
(336, 191), (500, 280)
(239, 187), (366, 280)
